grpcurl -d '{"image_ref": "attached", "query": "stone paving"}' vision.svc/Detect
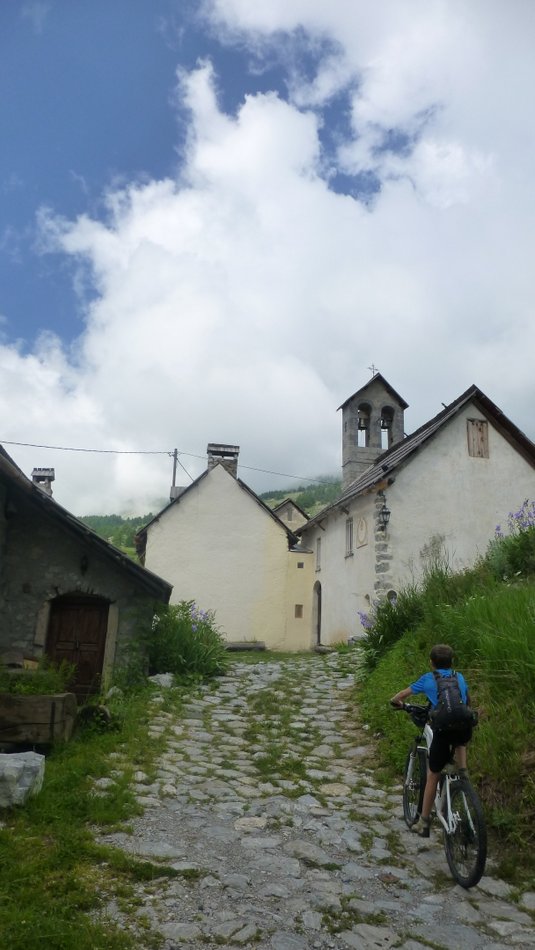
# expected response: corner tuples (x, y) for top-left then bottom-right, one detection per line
(96, 653), (535, 949)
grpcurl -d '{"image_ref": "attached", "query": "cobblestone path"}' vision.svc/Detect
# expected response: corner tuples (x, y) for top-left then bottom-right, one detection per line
(98, 653), (535, 949)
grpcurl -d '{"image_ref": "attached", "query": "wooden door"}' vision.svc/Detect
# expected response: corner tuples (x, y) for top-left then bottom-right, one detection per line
(47, 595), (109, 699)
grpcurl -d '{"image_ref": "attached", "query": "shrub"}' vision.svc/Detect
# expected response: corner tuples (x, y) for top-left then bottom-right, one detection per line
(0, 658), (75, 695)
(358, 585), (424, 671)
(148, 601), (228, 679)
(358, 555), (498, 672)
(486, 500), (535, 580)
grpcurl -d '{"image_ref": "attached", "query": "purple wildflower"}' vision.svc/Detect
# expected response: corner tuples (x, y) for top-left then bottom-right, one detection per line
(358, 610), (374, 631)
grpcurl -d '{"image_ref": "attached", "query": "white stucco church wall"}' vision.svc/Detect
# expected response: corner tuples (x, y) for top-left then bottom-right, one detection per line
(302, 494), (377, 646)
(384, 403), (535, 588)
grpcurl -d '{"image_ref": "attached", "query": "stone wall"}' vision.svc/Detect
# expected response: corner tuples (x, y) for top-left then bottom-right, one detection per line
(341, 377), (406, 489)
(0, 485), (157, 672)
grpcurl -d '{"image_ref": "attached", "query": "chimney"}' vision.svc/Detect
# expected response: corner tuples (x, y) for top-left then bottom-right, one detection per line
(32, 467), (55, 497)
(207, 443), (240, 478)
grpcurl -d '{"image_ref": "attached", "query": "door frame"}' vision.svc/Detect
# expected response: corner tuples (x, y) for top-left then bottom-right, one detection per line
(312, 580), (322, 646)
(45, 593), (117, 697)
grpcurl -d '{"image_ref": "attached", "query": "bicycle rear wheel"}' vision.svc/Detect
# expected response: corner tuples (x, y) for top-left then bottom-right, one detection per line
(443, 780), (487, 888)
(403, 745), (426, 827)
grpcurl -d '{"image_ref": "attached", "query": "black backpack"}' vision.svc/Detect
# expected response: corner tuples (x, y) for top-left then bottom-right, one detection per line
(429, 671), (473, 733)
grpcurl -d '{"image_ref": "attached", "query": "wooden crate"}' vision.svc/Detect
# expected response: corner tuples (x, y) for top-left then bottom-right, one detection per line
(0, 693), (77, 744)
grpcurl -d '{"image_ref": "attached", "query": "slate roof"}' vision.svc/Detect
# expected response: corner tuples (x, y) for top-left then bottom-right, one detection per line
(0, 445), (172, 601)
(135, 462), (299, 559)
(300, 385), (535, 531)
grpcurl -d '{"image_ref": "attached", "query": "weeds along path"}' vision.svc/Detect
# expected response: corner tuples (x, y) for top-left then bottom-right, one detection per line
(97, 653), (535, 949)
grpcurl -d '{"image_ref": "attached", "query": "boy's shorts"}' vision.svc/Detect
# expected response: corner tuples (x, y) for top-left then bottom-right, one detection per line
(429, 725), (473, 773)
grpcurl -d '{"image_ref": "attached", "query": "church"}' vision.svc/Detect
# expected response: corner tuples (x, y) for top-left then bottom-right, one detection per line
(297, 374), (535, 645)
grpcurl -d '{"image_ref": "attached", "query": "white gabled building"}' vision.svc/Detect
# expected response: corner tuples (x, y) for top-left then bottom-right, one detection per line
(136, 444), (314, 650)
(298, 375), (535, 647)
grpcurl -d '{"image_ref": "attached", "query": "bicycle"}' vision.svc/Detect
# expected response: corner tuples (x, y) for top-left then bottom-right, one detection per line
(395, 701), (487, 888)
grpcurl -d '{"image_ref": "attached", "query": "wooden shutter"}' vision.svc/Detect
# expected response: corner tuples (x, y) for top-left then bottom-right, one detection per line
(467, 419), (489, 458)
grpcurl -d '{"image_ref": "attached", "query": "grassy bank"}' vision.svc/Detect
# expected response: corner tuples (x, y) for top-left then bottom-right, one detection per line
(0, 686), (193, 950)
(357, 576), (535, 883)
(0, 599), (232, 948)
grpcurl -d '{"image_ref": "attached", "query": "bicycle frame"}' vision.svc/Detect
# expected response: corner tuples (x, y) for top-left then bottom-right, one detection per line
(414, 719), (473, 837)
(435, 771), (457, 834)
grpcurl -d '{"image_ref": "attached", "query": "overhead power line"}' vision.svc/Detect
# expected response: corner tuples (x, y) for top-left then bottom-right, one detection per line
(0, 438), (333, 484)
(0, 439), (170, 455)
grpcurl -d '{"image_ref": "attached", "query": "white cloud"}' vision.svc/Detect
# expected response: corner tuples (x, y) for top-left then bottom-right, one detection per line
(1, 2), (535, 515)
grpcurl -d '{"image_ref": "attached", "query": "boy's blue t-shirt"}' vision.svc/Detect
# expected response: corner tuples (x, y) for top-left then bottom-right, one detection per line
(410, 669), (469, 707)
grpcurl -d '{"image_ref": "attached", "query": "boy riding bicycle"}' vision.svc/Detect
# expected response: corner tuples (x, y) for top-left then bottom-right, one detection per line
(390, 643), (473, 837)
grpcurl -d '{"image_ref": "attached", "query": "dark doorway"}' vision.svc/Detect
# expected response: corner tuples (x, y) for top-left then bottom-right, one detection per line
(47, 594), (109, 700)
(313, 581), (322, 646)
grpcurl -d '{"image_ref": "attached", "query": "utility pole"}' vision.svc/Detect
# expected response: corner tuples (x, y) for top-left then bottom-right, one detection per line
(170, 449), (178, 501)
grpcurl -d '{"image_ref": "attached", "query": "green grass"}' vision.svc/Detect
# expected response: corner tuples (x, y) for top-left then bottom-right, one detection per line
(321, 895), (388, 934)
(0, 684), (193, 949)
(355, 577), (535, 883)
(238, 666), (331, 790)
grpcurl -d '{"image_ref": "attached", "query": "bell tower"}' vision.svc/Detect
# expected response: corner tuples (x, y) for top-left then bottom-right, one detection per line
(339, 373), (408, 489)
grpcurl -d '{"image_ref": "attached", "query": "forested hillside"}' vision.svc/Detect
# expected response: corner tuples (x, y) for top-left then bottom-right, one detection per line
(79, 514), (154, 556)
(259, 476), (341, 517)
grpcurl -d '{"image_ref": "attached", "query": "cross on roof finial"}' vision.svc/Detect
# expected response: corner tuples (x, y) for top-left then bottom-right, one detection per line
(368, 363), (379, 376)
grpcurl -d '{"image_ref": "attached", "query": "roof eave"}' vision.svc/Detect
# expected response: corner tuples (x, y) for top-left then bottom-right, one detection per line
(0, 452), (172, 601)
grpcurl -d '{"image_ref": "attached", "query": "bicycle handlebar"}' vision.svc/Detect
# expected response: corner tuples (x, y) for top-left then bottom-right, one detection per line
(390, 700), (478, 729)
(390, 700), (425, 711)
(390, 700), (430, 726)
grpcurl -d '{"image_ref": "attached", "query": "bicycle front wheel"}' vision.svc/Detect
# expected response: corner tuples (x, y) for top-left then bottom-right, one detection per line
(443, 780), (487, 888)
(403, 745), (426, 827)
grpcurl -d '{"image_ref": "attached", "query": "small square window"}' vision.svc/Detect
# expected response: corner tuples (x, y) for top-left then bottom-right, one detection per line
(294, 604), (303, 619)
(297, 561), (304, 569)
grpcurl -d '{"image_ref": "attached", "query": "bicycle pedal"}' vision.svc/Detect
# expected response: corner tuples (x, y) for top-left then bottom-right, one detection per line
(412, 817), (431, 838)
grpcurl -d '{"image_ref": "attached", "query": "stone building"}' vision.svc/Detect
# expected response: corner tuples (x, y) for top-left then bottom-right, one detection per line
(339, 373), (408, 489)
(0, 446), (171, 697)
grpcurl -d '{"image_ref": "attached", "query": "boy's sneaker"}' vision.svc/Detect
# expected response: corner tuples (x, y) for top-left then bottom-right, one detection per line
(411, 816), (431, 838)
(457, 767), (469, 780)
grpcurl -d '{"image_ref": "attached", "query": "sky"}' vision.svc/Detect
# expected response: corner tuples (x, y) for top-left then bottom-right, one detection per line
(1, 0), (534, 516)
